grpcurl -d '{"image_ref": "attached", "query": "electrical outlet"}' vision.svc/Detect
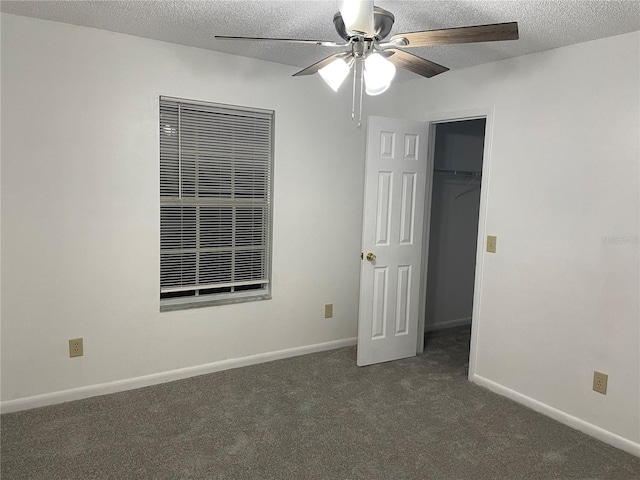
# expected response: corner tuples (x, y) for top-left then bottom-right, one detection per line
(324, 304), (333, 319)
(487, 235), (497, 253)
(69, 338), (83, 358)
(593, 371), (608, 395)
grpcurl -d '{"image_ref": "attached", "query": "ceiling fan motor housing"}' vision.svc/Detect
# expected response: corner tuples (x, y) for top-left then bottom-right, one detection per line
(333, 6), (395, 42)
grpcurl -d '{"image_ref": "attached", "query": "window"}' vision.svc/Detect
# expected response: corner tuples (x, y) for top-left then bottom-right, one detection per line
(159, 96), (274, 310)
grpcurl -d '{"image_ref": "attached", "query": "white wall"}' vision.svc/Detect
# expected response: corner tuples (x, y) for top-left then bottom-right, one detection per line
(426, 120), (484, 330)
(0, 14), (393, 404)
(399, 32), (640, 446)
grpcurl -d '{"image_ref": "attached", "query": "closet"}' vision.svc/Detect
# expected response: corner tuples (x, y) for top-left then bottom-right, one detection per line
(425, 119), (486, 339)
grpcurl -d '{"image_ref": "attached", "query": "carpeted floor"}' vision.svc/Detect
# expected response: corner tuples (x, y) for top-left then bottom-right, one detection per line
(2, 325), (639, 479)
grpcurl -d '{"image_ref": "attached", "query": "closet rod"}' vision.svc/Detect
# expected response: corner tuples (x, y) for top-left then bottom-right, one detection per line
(434, 168), (482, 177)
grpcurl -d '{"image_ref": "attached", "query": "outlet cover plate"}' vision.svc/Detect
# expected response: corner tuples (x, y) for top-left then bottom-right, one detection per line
(69, 338), (83, 358)
(324, 304), (333, 319)
(593, 371), (608, 395)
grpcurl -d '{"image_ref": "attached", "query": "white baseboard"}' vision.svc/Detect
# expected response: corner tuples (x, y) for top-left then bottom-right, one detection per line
(425, 316), (472, 332)
(1, 337), (357, 414)
(471, 374), (640, 458)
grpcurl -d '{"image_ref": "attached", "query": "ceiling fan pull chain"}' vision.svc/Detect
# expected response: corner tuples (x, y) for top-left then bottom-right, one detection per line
(358, 59), (364, 130)
(351, 57), (357, 121)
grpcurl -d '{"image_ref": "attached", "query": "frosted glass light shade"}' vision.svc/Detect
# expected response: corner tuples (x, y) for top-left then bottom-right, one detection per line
(319, 58), (351, 92)
(364, 53), (396, 96)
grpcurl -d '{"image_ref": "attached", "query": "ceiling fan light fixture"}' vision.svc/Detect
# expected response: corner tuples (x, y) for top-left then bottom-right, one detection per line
(318, 57), (352, 92)
(364, 53), (396, 96)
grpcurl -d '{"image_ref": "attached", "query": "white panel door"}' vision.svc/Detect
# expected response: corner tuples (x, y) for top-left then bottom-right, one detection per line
(357, 116), (428, 366)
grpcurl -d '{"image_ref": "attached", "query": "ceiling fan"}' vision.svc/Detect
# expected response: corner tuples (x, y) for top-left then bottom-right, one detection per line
(215, 1), (518, 123)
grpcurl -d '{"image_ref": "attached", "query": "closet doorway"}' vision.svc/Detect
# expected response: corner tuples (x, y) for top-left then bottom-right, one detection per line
(421, 118), (487, 375)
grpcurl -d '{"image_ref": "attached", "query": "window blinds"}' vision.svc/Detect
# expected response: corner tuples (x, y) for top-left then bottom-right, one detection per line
(159, 97), (273, 298)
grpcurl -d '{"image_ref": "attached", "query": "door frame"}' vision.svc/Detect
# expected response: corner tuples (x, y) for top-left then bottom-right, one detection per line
(416, 107), (494, 381)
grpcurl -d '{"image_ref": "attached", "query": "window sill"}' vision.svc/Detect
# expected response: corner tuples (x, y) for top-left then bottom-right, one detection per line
(160, 293), (272, 312)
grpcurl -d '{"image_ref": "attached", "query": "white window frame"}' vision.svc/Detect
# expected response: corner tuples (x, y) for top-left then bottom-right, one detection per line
(159, 96), (274, 311)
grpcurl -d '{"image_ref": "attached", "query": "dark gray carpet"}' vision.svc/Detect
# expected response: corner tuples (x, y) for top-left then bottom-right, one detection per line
(2, 326), (639, 479)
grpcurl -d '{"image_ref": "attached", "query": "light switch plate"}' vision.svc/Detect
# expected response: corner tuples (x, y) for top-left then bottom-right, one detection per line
(487, 235), (497, 253)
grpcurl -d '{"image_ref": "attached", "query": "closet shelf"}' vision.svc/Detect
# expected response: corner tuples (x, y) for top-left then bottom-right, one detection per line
(434, 168), (482, 177)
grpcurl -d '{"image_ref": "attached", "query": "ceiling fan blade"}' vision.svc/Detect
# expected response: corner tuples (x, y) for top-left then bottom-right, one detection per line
(385, 49), (449, 78)
(293, 53), (350, 77)
(339, 0), (374, 36)
(390, 22), (519, 47)
(215, 36), (345, 47)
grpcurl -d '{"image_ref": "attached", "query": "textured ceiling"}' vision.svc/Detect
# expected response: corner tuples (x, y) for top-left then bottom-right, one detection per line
(2, 0), (639, 81)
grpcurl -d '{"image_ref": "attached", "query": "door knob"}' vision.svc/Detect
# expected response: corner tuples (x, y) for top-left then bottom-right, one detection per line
(366, 252), (376, 261)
